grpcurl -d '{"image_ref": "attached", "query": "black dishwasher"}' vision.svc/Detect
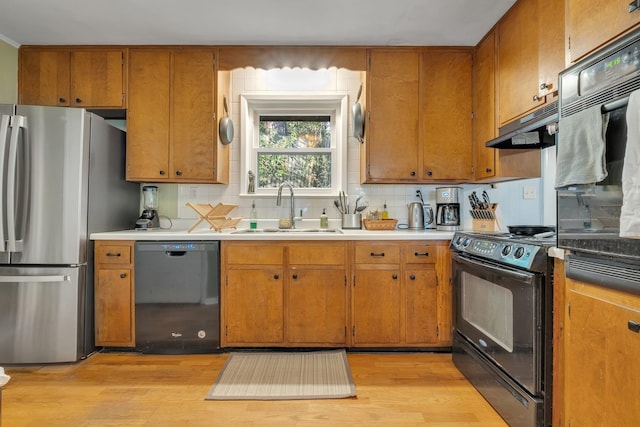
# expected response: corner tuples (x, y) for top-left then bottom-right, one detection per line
(134, 241), (220, 354)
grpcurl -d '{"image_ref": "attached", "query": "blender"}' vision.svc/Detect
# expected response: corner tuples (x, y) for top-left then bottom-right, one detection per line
(135, 185), (160, 230)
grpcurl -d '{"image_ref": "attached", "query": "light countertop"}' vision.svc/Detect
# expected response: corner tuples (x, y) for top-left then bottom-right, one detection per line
(91, 219), (455, 241)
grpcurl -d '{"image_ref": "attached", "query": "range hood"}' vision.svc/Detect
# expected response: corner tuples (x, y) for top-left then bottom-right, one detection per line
(486, 101), (558, 149)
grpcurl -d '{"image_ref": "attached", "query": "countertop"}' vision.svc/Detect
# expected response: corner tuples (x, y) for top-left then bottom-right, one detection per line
(90, 219), (455, 241)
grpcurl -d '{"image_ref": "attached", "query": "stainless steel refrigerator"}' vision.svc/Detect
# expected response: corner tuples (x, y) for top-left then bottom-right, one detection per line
(0, 105), (140, 364)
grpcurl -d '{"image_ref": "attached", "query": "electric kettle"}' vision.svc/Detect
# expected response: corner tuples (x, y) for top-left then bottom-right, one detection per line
(408, 202), (425, 229)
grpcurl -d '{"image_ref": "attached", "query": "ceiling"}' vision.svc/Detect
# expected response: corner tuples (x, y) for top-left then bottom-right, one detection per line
(0, 0), (516, 48)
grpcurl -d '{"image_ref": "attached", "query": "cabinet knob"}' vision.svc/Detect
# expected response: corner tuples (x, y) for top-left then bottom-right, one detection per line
(120, 273), (127, 279)
(392, 274), (398, 280)
(75, 98), (82, 104)
(628, 320), (640, 333)
(292, 274), (298, 280)
(273, 274), (279, 280)
(533, 94), (540, 102)
(410, 274), (416, 280)
(175, 170), (182, 176)
(59, 97), (66, 103)
(486, 168), (492, 173)
(410, 171), (416, 176)
(426, 170), (433, 176)
(159, 170), (166, 175)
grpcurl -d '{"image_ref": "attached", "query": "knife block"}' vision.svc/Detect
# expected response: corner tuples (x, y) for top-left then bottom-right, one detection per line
(471, 204), (503, 232)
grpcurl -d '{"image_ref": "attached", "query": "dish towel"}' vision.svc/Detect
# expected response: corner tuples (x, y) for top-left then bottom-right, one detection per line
(620, 90), (640, 238)
(555, 105), (610, 188)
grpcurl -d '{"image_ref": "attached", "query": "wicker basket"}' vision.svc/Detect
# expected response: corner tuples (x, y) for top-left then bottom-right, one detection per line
(363, 218), (398, 230)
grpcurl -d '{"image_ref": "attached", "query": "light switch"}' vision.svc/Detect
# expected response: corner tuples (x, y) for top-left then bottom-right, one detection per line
(523, 186), (536, 199)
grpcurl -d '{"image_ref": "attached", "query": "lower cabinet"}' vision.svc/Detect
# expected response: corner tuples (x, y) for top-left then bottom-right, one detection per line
(221, 241), (349, 347)
(564, 278), (640, 425)
(351, 240), (451, 348)
(94, 240), (135, 347)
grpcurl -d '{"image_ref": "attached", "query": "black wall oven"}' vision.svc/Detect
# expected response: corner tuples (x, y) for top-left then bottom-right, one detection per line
(450, 232), (554, 427)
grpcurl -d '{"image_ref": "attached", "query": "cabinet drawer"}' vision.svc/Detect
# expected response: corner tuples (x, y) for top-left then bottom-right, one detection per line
(355, 243), (400, 264)
(288, 242), (346, 265)
(225, 244), (284, 265)
(96, 245), (132, 264)
(404, 244), (436, 264)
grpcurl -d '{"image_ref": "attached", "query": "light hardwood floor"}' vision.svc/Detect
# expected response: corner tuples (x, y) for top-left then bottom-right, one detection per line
(2, 352), (507, 426)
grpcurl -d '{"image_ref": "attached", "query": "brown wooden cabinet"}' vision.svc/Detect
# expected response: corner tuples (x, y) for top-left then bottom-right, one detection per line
(19, 47), (125, 108)
(352, 241), (451, 347)
(221, 241), (348, 347)
(564, 278), (640, 426)
(568, 0), (640, 63)
(362, 48), (473, 184)
(473, 29), (542, 183)
(497, 0), (564, 126)
(420, 49), (473, 181)
(126, 48), (228, 183)
(94, 241), (135, 347)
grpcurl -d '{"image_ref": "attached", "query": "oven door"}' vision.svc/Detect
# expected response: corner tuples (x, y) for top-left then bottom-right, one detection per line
(452, 252), (544, 395)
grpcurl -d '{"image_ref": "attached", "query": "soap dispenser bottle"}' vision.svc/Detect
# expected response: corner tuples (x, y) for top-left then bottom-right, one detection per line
(250, 200), (258, 229)
(320, 208), (329, 229)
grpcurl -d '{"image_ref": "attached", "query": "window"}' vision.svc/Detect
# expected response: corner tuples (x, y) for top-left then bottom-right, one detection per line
(241, 94), (348, 197)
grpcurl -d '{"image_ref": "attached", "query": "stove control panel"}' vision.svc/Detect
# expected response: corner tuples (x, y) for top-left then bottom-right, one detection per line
(451, 233), (543, 270)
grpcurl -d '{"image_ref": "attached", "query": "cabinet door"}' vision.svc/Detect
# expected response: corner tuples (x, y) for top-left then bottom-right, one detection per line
(537, 0), (565, 98)
(126, 49), (171, 181)
(95, 268), (133, 346)
(225, 269), (284, 344)
(364, 49), (420, 182)
(19, 49), (70, 106)
(171, 50), (217, 181)
(565, 281), (640, 425)
(498, 0), (544, 126)
(70, 50), (125, 107)
(421, 50), (472, 180)
(286, 268), (347, 345)
(568, 0), (640, 63)
(352, 268), (401, 345)
(473, 31), (498, 181)
(405, 268), (438, 344)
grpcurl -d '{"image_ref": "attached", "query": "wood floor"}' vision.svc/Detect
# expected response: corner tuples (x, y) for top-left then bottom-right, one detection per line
(2, 351), (507, 426)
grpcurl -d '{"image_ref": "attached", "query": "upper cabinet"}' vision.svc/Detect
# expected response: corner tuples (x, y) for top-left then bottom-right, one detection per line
(568, 0), (640, 63)
(497, 0), (564, 126)
(19, 47), (125, 108)
(362, 48), (472, 184)
(126, 48), (228, 183)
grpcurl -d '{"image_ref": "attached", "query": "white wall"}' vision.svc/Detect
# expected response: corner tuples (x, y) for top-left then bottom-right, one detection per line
(155, 68), (553, 230)
(0, 39), (18, 104)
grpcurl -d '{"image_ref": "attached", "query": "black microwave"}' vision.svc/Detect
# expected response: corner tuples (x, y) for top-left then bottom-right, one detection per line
(557, 28), (640, 262)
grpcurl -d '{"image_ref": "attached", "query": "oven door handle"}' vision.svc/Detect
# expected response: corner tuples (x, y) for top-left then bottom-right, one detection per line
(452, 252), (536, 282)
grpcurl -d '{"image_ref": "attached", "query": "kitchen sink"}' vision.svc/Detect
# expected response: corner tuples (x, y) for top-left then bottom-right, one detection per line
(232, 228), (343, 234)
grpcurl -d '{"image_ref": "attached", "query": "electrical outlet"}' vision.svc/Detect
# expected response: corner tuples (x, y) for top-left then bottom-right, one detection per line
(523, 186), (536, 199)
(189, 186), (198, 198)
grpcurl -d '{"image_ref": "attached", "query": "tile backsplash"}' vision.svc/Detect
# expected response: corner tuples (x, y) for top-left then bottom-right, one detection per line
(150, 68), (556, 230)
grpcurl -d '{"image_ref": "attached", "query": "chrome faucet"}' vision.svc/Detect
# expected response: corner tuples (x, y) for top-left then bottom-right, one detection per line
(276, 181), (296, 229)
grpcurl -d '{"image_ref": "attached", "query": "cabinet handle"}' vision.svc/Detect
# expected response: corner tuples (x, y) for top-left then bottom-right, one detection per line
(410, 274), (416, 280)
(486, 168), (492, 173)
(392, 274), (398, 280)
(120, 273), (127, 279)
(59, 97), (66, 103)
(631, 0), (640, 12)
(628, 320), (640, 333)
(533, 94), (540, 102)
(414, 252), (429, 257)
(159, 170), (166, 175)
(292, 274), (298, 280)
(273, 274), (279, 280)
(75, 98), (82, 104)
(106, 252), (121, 257)
(410, 171), (416, 176)
(370, 252), (385, 257)
(176, 170), (182, 176)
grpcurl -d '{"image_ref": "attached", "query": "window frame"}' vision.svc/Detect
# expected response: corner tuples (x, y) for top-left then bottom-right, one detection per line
(240, 93), (348, 198)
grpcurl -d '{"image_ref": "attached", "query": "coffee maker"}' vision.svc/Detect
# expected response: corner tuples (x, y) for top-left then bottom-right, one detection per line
(435, 187), (461, 231)
(135, 185), (160, 230)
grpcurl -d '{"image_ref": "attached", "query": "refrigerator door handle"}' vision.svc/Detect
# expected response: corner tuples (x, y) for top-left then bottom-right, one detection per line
(0, 275), (71, 283)
(0, 114), (9, 252)
(6, 115), (27, 253)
